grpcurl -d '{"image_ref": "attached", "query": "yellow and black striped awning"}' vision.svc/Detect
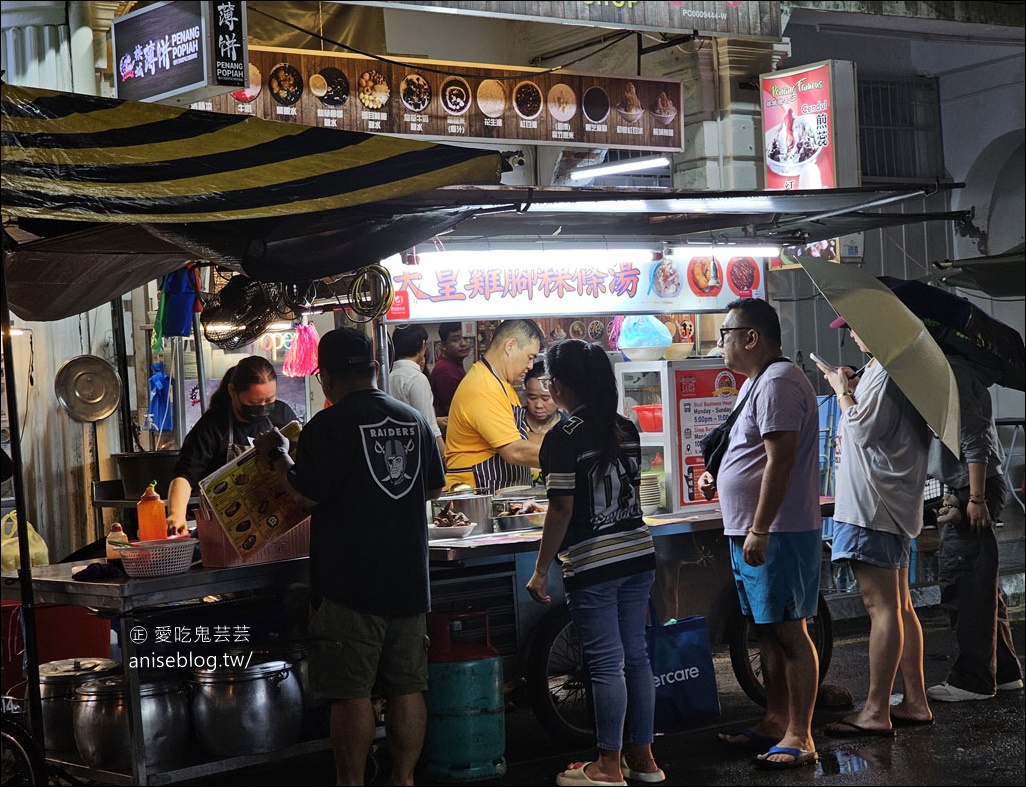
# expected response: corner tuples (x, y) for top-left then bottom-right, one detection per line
(1, 83), (502, 223)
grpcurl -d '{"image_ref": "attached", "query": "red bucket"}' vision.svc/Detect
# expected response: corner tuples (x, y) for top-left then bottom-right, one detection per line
(633, 404), (663, 432)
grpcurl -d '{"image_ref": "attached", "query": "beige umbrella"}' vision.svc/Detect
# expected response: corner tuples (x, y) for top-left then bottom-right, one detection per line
(801, 258), (960, 456)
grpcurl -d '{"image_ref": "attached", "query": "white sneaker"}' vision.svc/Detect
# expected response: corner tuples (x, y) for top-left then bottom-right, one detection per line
(997, 679), (1024, 691)
(927, 682), (995, 702)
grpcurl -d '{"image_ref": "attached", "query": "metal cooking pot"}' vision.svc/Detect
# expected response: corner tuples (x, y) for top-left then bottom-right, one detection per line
(72, 675), (190, 768)
(431, 489), (493, 536)
(227, 641), (312, 715)
(491, 495), (547, 531)
(38, 658), (121, 754)
(189, 660), (302, 756)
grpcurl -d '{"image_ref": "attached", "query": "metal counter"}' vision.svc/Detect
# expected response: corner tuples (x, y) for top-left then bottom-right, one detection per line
(1, 506), (731, 784)
(2, 558), (314, 785)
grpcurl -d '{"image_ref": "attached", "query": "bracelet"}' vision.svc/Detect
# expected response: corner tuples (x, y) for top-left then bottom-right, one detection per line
(837, 391), (855, 403)
(968, 497), (987, 505)
(747, 530), (770, 537)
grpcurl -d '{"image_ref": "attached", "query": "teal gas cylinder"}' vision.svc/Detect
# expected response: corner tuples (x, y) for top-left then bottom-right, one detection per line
(420, 611), (506, 782)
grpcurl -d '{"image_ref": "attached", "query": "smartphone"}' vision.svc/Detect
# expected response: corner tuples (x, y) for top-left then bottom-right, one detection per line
(809, 352), (838, 372)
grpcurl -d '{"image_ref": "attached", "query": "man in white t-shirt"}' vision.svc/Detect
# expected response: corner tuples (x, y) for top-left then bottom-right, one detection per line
(699, 298), (821, 772)
(390, 325), (446, 458)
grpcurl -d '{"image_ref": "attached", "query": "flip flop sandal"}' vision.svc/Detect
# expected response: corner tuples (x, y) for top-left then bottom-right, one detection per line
(753, 746), (818, 771)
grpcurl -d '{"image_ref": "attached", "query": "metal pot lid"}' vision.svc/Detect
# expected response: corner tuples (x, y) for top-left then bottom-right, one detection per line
(39, 658), (121, 684)
(74, 674), (182, 698)
(54, 355), (122, 423)
(189, 659), (290, 682)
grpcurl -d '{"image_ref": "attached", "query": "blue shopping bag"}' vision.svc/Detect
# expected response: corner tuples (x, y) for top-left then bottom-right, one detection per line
(646, 602), (720, 733)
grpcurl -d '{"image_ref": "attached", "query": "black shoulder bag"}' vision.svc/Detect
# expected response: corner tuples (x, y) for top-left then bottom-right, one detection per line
(699, 358), (788, 479)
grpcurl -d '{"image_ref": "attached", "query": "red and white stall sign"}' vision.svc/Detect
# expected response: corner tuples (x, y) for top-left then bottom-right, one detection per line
(674, 365), (744, 506)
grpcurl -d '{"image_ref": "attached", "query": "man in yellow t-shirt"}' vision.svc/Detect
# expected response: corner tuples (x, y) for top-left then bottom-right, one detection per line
(445, 320), (545, 492)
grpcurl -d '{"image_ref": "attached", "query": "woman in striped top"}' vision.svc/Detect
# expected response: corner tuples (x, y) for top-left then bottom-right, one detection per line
(527, 339), (663, 786)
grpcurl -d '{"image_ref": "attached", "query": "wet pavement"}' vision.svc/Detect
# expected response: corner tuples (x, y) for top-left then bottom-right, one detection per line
(202, 605), (1025, 786)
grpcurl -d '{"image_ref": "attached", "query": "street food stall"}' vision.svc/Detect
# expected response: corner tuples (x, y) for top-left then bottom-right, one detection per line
(377, 244), (834, 743)
(1, 72), (966, 781)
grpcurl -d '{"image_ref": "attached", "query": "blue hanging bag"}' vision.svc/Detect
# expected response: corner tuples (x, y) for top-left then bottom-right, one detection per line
(161, 267), (199, 337)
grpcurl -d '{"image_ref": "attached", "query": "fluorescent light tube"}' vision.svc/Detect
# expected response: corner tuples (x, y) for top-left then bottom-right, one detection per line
(569, 156), (671, 180)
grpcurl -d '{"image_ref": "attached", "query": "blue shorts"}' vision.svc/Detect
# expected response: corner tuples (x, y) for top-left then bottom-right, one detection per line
(831, 521), (910, 570)
(729, 531), (822, 624)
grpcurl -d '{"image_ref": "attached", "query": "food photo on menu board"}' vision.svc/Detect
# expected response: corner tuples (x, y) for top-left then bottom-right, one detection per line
(663, 252), (768, 308)
(205, 47), (683, 152)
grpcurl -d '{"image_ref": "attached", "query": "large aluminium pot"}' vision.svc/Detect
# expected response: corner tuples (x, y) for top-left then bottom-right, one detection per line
(38, 658), (121, 755)
(72, 675), (190, 768)
(226, 641), (312, 715)
(189, 660), (302, 756)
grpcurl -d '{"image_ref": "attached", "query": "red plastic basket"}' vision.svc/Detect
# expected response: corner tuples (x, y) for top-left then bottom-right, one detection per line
(194, 508), (310, 568)
(633, 404), (663, 432)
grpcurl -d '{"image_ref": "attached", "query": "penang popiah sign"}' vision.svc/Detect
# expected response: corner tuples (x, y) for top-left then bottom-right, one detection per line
(112, 0), (247, 105)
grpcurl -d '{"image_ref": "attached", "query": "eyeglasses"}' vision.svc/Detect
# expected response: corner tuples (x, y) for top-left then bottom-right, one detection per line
(719, 326), (754, 342)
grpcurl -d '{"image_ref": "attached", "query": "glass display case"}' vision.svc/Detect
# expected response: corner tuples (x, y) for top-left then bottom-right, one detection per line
(615, 358), (741, 512)
(616, 360), (676, 515)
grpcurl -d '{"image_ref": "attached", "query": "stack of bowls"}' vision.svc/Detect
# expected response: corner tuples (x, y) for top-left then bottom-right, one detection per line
(639, 473), (663, 515)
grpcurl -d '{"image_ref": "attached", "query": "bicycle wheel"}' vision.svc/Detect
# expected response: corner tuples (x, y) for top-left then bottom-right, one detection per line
(525, 606), (594, 746)
(727, 593), (834, 707)
(1, 718), (47, 787)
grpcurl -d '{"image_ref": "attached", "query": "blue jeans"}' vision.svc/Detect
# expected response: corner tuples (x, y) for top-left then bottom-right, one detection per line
(566, 569), (657, 752)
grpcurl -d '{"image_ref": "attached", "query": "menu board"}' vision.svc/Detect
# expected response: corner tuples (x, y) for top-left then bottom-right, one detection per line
(200, 46), (683, 152)
(198, 421), (306, 557)
(675, 367), (743, 506)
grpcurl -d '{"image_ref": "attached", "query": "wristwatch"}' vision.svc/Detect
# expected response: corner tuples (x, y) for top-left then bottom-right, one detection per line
(266, 446), (288, 463)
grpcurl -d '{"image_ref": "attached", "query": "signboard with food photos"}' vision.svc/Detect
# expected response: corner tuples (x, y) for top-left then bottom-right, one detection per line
(760, 60), (859, 271)
(382, 249), (766, 323)
(201, 46), (683, 151)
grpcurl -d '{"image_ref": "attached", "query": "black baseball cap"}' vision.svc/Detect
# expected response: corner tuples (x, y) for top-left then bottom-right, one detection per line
(318, 328), (375, 373)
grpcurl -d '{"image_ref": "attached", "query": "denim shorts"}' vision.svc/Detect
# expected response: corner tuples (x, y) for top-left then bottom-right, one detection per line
(308, 597), (428, 701)
(831, 521), (910, 570)
(729, 530), (821, 624)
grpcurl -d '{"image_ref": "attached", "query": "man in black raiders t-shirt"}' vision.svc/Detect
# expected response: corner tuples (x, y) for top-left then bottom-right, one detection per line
(256, 327), (445, 786)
